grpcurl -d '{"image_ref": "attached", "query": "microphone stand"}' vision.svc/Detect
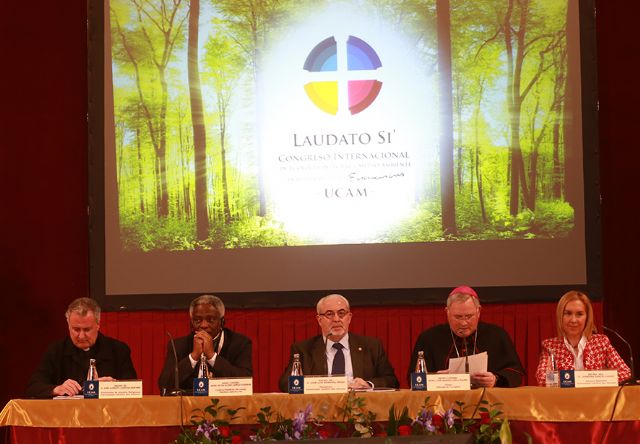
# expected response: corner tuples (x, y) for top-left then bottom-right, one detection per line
(323, 331), (333, 375)
(165, 332), (194, 443)
(463, 336), (469, 374)
(602, 326), (638, 385)
(166, 332), (187, 396)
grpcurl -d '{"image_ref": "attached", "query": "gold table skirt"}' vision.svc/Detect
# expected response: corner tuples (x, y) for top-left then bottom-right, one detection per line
(1, 386), (639, 428)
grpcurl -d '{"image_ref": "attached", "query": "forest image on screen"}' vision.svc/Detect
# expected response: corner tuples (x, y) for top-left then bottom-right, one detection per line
(109, 0), (577, 251)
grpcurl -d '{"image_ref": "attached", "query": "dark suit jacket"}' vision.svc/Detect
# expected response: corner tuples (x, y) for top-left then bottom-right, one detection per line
(278, 333), (399, 391)
(158, 328), (252, 392)
(26, 333), (137, 398)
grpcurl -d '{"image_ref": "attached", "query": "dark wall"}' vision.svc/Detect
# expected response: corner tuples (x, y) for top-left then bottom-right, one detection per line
(0, 3), (88, 406)
(0, 1), (637, 407)
(596, 1), (640, 371)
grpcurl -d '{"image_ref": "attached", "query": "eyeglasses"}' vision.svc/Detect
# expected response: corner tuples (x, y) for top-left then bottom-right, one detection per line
(192, 316), (220, 325)
(452, 314), (476, 321)
(318, 309), (350, 320)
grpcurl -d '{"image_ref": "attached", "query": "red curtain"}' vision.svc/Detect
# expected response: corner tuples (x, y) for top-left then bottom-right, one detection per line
(100, 301), (603, 394)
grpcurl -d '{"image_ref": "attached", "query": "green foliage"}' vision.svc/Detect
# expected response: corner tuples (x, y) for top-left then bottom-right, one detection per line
(174, 398), (243, 444)
(380, 202), (446, 243)
(407, 397), (511, 443)
(386, 404), (412, 436)
(111, 0), (576, 249)
(336, 394), (377, 438)
(531, 200), (575, 237)
(210, 216), (301, 248)
(173, 396), (518, 444)
(252, 404), (325, 441)
(253, 406), (288, 441)
(121, 216), (200, 251)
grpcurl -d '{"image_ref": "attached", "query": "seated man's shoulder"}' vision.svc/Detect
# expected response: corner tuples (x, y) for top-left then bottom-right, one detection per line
(301, 334), (323, 345)
(98, 333), (132, 352)
(419, 323), (450, 338)
(41, 337), (70, 358)
(291, 335), (323, 350)
(478, 321), (511, 337)
(225, 328), (252, 345)
(349, 332), (379, 344)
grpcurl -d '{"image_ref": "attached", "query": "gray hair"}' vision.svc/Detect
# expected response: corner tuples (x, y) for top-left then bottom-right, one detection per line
(316, 294), (350, 314)
(446, 292), (481, 309)
(189, 294), (225, 318)
(65, 297), (101, 323)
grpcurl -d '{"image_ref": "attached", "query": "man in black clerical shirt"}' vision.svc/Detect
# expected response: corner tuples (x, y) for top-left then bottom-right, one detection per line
(158, 295), (252, 393)
(26, 297), (137, 398)
(408, 286), (524, 388)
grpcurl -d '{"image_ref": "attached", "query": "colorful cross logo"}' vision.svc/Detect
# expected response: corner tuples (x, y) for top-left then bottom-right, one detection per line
(303, 35), (383, 115)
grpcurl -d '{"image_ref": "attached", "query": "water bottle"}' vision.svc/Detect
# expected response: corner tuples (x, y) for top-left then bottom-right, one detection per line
(198, 354), (210, 379)
(545, 349), (559, 387)
(86, 358), (98, 381)
(291, 353), (303, 376)
(415, 350), (427, 373)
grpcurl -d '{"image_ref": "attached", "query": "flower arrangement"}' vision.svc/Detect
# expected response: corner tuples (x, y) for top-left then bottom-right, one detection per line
(174, 396), (513, 444)
(386, 397), (512, 444)
(251, 394), (377, 440)
(252, 404), (327, 441)
(174, 398), (244, 444)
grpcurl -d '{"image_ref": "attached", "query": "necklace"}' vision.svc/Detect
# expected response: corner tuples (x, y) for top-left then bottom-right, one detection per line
(450, 328), (478, 358)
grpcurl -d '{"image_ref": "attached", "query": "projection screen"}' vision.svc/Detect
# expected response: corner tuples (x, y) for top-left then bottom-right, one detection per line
(89, 0), (601, 309)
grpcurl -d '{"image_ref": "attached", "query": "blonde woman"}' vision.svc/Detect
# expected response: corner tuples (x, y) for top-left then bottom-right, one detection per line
(535, 291), (631, 385)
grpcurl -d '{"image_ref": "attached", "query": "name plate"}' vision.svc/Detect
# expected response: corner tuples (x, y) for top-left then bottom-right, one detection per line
(560, 370), (618, 388)
(98, 380), (143, 399)
(303, 375), (348, 394)
(208, 377), (253, 396)
(426, 374), (471, 391)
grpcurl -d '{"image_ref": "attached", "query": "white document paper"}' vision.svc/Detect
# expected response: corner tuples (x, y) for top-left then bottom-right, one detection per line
(99, 380), (143, 399)
(208, 377), (253, 396)
(303, 375), (348, 394)
(574, 370), (618, 388)
(426, 373), (471, 391)
(448, 351), (488, 374)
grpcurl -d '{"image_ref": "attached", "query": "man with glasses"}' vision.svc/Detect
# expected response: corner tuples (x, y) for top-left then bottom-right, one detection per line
(278, 294), (399, 391)
(408, 286), (524, 387)
(158, 295), (252, 393)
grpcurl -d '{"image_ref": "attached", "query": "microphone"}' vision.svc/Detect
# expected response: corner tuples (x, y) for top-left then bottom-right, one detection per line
(602, 326), (637, 385)
(166, 332), (184, 396)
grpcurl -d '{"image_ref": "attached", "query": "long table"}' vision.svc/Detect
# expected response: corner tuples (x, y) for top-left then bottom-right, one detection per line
(2, 387), (639, 443)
